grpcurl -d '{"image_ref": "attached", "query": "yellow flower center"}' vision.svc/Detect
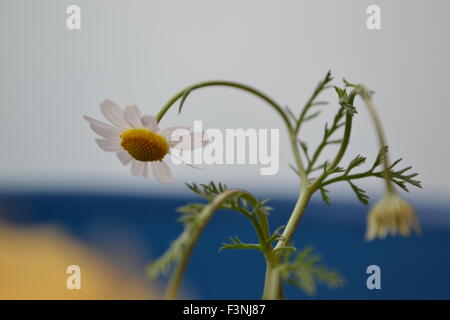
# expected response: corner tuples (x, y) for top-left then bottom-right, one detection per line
(120, 128), (169, 162)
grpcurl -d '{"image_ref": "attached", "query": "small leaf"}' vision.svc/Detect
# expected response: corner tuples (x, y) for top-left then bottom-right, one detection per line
(343, 78), (356, 88)
(329, 166), (345, 174)
(289, 164), (301, 177)
(345, 154), (366, 174)
(320, 187), (331, 205)
(348, 181), (369, 205)
(274, 246), (297, 254)
(334, 86), (346, 99)
(299, 140), (308, 153)
(299, 140), (311, 163)
(311, 101), (329, 107)
(303, 111), (322, 122)
(280, 246), (345, 296)
(265, 225), (286, 245)
(327, 139), (342, 145)
(371, 146), (389, 170)
(219, 236), (261, 251)
(343, 103), (357, 115)
(388, 158), (403, 170)
(178, 87), (193, 114)
(285, 106), (298, 124)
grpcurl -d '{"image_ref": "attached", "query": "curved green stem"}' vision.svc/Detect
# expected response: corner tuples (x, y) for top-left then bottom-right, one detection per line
(156, 80), (308, 183)
(157, 81), (291, 130)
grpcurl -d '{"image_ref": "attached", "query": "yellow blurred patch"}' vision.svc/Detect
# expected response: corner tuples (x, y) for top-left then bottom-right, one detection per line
(0, 223), (160, 300)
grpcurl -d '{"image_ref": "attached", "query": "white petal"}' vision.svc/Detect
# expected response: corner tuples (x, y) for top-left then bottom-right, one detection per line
(141, 115), (159, 132)
(100, 99), (129, 129)
(170, 131), (209, 150)
(159, 126), (190, 138)
(131, 160), (146, 176)
(116, 151), (132, 165)
(143, 163), (149, 178)
(95, 139), (121, 152)
(84, 116), (120, 139)
(151, 161), (173, 183)
(123, 105), (142, 128)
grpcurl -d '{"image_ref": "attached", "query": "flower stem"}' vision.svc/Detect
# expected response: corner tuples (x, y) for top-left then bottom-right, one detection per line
(360, 94), (394, 193)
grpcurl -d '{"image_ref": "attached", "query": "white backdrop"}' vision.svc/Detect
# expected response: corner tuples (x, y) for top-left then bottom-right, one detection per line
(1, 0), (449, 204)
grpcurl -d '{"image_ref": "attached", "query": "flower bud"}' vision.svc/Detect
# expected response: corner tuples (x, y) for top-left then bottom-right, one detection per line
(366, 192), (421, 241)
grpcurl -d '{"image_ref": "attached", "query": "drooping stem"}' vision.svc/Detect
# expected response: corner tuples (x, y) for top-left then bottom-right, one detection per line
(360, 94), (394, 193)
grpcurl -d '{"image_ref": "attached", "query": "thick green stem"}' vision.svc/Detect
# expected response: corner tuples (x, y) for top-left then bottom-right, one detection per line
(262, 261), (274, 299)
(262, 259), (283, 300)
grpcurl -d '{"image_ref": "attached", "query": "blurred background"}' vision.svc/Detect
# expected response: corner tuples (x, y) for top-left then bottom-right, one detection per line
(0, 0), (449, 299)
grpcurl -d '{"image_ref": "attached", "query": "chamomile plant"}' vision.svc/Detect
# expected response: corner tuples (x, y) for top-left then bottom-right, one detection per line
(85, 72), (421, 299)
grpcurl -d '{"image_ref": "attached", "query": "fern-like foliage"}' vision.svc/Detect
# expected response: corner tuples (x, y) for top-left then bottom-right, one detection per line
(186, 182), (272, 216)
(286, 70), (334, 135)
(147, 203), (205, 280)
(280, 247), (345, 296)
(220, 236), (261, 251)
(147, 182), (272, 280)
(317, 146), (422, 205)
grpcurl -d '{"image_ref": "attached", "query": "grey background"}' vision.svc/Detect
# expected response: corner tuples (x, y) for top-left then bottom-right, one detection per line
(0, 0), (449, 204)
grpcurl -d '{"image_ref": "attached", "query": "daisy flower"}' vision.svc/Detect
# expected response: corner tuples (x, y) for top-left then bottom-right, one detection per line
(365, 191), (421, 241)
(84, 100), (208, 183)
